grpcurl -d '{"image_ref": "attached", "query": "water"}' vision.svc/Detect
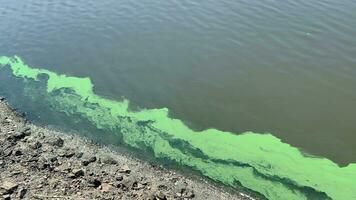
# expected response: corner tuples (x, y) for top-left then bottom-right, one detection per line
(1, 1), (356, 199)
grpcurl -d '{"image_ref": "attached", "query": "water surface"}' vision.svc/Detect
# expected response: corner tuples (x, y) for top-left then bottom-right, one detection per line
(1, 1), (356, 199)
(1, 0), (356, 165)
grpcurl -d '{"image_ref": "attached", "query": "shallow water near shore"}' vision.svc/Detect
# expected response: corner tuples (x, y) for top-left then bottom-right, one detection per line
(1, 0), (356, 199)
(1, 56), (356, 200)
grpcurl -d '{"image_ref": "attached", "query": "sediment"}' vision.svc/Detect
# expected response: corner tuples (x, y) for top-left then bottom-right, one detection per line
(0, 99), (252, 200)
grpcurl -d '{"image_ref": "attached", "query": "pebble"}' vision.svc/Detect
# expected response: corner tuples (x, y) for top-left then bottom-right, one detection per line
(18, 188), (27, 199)
(72, 169), (84, 178)
(119, 164), (131, 173)
(1, 180), (18, 194)
(47, 136), (64, 147)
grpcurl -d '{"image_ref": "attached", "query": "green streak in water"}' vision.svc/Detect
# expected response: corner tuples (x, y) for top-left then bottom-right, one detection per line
(1, 56), (355, 200)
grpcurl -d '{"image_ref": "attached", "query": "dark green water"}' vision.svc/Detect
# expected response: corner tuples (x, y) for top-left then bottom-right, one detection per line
(1, 1), (356, 199)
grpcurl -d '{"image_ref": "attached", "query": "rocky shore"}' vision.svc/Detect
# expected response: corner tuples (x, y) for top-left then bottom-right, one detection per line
(0, 99), (253, 200)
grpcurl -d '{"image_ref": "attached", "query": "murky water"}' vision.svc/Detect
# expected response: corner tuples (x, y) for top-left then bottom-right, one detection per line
(1, 0), (356, 165)
(1, 1), (356, 199)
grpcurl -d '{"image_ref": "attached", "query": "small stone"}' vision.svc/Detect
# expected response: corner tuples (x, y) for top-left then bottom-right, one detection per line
(47, 137), (64, 147)
(88, 156), (97, 162)
(58, 149), (75, 158)
(13, 150), (23, 156)
(3, 149), (12, 157)
(76, 152), (83, 158)
(29, 141), (42, 149)
(100, 183), (111, 193)
(1, 181), (18, 194)
(181, 188), (195, 198)
(155, 191), (167, 200)
(0, 96), (5, 101)
(100, 155), (117, 165)
(13, 132), (25, 140)
(119, 164), (131, 173)
(115, 175), (123, 181)
(87, 178), (101, 188)
(67, 173), (76, 179)
(20, 127), (31, 136)
(49, 157), (57, 162)
(82, 156), (96, 166)
(18, 188), (27, 199)
(158, 184), (167, 190)
(72, 169), (84, 178)
(2, 194), (11, 200)
(132, 182), (145, 190)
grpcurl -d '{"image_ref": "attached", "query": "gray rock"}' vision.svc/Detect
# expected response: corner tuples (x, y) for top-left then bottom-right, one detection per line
(154, 191), (167, 200)
(58, 149), (75, 158)
(18, 188), (27, 199)
(20, 127), (31, 136)
(1, 181), (18, 194)
(82, 156), (97, 166)
(180, 188), (195, 198)
(100, 155), (117, 165)
(76, 152), (83, 158)
(2, 194), (11, 200)
(87, 178), (101, 188)
(29, 141), (42, 149)
(13, 150), (23, 156)
(119, 164), (131, 173)
(72, 169), (84, 178)
(116, 175), (123, 181)
(13, 132), (26, 140)
(47, 136), (64, 147)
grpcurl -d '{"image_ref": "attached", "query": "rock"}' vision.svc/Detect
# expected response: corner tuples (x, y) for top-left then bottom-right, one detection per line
(67, 173), (76, 179)
(76, 152), (83, 158)
(180, 188), (195, 198)
(20, 127), (31, 136)
(158, 184), (168, 190)
(38, 159), (51, 170)
(119, 164), (131, 173)
(49, 156), (57, 163)
(100, 155), (117, 165)
(99, 183), (112, 193)
(82, 156), (96, 166)
(154, 191), (167, 200)
(1, 180), (18, 194)
(87, 178), (101, 188)
(72, 169), (84, 178)
(13, 150), (23, 156)
(2, 194), (11, 200)
(3, 149), (12, 157)
(115, 175), (123, 181)
(121, 178), (133, 189)
(132, 181), (145, 190)
(0, 96), (4, 101)
(18, 188), (27, 199)
(13, 132), (25, 140)
(58, 149), (75, 158)
(29, 141), (42, 149)
(47, 136), (64, 147)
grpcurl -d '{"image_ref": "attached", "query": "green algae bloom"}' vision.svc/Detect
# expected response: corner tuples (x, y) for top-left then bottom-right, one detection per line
(1, 56), (356, 200)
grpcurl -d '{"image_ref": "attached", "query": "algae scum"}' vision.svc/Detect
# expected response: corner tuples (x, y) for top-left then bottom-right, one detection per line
(0, 56), (355, 200)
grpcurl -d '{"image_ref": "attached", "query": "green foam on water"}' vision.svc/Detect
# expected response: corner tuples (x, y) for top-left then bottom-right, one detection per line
(1, 56), (356, 200)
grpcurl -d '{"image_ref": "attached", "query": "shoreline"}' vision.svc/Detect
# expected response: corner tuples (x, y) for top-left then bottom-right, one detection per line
(0, 98), (253, 200)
